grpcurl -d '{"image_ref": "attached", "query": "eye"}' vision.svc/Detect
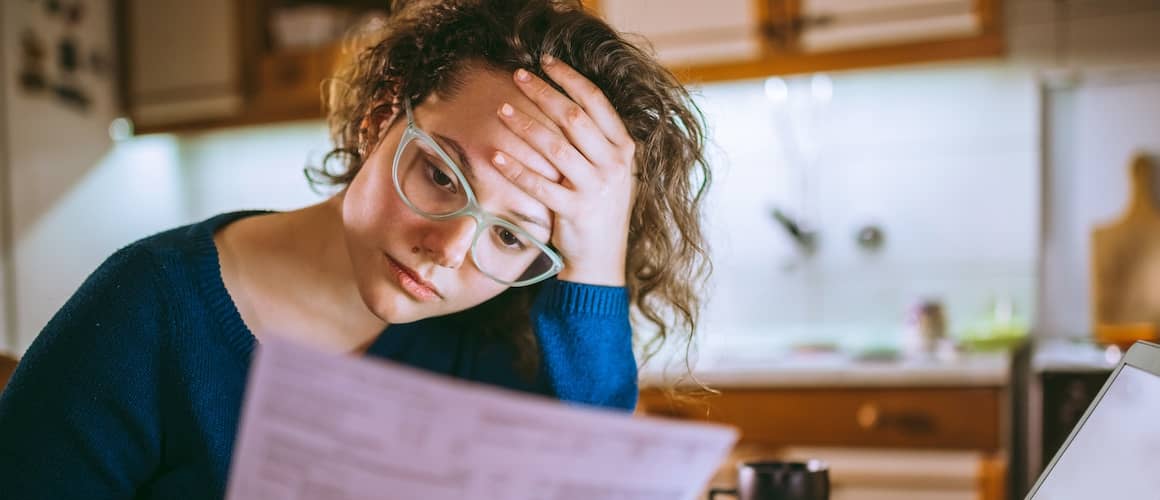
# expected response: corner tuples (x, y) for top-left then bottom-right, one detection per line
(425, 161), (458, 193)
(493, 226), (528, 250)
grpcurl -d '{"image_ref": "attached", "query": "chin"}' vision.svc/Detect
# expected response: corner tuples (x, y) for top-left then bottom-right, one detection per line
(371, 290), (425, 325)
(347, 266), (418, 324)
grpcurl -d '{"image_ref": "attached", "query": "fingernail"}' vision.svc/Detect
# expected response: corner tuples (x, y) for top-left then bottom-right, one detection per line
(515, 69), (531, 82)
(500, 103), (514, 116)
(542, 54), (554, 65)
(492, 152), (507, 166)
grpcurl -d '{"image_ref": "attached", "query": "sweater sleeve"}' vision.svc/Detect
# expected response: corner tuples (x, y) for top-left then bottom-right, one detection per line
(0, 245), (165, 499)
(528, 279), (638, 411)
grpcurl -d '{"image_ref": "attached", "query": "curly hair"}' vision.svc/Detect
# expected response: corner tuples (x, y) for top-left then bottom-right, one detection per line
(312, 0), (712, 380)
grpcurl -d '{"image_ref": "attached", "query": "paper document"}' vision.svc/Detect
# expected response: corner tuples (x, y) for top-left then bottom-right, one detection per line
(225, 339), (738, 500)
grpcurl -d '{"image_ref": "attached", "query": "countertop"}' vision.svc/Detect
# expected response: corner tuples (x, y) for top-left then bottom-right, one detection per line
(1032, 337), (1121, 373)
(639, 348), (1012, 389)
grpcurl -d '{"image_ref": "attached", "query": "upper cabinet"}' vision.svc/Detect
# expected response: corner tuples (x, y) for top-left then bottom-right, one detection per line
(595, 0), (1003, 83)
(123, 0), (244, 130)
(121, 0), (1003, 133)
(122, 0), (377, 133)
(598, 0), (765, 68)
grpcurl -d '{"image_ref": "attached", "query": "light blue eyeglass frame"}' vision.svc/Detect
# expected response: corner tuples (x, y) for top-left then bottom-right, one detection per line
(391, 97), (564, 287)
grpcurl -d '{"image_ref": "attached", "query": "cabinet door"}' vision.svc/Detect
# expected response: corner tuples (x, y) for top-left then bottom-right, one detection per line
(798, 0), (987, 52)
(598, 0), (762, 66)
(639, 386), (1003, 450)
(125, 0), (242, 128)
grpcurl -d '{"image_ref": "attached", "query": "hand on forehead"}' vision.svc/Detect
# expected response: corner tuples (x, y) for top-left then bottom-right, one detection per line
(416, 67), (565, 183)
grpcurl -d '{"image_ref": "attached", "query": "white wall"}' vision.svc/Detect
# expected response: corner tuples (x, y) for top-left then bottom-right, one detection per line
(3, 0), (191, 352)
(1040, 71), (1160, 337)
(176, 121), (330, 220)
(0, 0), (328, 353)
(691, 62), (1040, 351)
(1006, 0), (1160, 337)
(3, 116), (330, 352)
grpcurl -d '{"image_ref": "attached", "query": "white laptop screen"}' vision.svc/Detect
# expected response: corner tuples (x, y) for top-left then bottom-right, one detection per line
(1031, 364), (1160, 499)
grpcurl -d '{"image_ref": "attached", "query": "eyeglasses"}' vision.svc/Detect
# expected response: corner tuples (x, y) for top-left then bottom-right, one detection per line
(391, 97), (564, 287)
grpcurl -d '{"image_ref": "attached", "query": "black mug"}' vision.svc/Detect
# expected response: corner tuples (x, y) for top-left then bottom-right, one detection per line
(708, 460), (830, 500)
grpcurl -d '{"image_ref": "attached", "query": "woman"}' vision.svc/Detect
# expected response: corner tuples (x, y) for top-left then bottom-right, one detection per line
(0, 0), (711, 498)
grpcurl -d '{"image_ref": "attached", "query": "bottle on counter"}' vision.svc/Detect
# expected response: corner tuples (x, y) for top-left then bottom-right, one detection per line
(903, 299), (950, 359)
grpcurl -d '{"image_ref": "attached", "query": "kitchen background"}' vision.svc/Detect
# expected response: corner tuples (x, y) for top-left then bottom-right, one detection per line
(2, 0), (1159, 499)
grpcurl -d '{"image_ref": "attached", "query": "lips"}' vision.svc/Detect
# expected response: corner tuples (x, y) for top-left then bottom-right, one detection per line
(385, 254), (441, 302)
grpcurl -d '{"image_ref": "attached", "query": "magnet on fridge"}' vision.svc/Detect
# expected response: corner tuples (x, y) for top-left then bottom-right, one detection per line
(18, 29), (47, 92)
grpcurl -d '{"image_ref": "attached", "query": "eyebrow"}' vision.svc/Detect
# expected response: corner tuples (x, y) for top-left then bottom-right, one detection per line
(432, 133), (552, 233)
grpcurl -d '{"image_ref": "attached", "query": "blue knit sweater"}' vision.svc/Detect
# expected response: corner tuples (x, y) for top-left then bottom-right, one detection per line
(0, 211), (637, 499)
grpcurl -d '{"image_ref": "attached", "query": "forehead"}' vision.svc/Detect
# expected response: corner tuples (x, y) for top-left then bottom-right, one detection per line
(419, 66), (558, 135)
(410, 66), (556, 227)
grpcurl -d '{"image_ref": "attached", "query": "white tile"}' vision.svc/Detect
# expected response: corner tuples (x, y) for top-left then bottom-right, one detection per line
(694, 63), (1040, 343)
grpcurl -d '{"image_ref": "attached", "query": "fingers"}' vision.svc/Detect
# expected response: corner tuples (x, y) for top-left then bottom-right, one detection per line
(513, 67), (618, 169)
(537, 55), (633, 148)
(490, 150), (574, 215)
(495, 133), (563, 183)
(497, 101), (597, 191)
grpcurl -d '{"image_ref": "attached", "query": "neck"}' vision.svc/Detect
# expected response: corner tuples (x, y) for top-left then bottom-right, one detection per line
(276, 195), (389, 353)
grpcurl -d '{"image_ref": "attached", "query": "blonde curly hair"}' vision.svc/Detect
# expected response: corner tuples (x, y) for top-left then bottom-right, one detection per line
(311, 0), (712, 379)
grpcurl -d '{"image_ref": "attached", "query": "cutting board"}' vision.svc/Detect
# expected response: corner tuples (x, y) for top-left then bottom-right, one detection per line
(1091, 154), (1160, 333)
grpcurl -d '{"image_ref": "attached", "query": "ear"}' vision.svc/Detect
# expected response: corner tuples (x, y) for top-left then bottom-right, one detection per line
(358, 97), (402, 154)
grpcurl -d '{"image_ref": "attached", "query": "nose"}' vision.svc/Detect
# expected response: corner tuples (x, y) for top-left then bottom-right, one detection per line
(420, 216), (476, 269)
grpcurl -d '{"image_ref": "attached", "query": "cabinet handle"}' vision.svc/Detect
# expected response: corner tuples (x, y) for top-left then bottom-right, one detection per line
(856, 403), (880, 429)
(857, 403), (936, 434)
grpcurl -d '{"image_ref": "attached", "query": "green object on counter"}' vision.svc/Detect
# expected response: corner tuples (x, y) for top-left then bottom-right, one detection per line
(958, 296), (1030, 352)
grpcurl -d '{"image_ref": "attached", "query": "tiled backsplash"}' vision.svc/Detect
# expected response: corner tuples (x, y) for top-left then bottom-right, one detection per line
(689, 62), (1039, 352)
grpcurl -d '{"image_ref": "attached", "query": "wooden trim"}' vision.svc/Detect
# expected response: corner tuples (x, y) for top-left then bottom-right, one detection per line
(977, 0), (1000, 35)
(977, 453), (1008, 500)
(136, 106), (325, 136)
(132, 83), (241, 103)
(0, 0), (14, 353)
(238, 0), (265, 98)
(672, 32), (1004, 84)
(581, 0), (601, 16)
(0, 352), (18, 393)
(114, 0), (130, 114)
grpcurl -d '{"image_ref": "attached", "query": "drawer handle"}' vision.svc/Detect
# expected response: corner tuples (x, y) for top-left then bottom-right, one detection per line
(856, 403), (880, 429)
(857, 403), (935, 434)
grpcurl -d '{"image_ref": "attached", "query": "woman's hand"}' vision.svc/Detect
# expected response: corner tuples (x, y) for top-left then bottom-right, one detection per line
(492, 55), (636, 287)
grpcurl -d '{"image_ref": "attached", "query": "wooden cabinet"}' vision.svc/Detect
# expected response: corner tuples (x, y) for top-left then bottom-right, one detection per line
(596, 0), (1004, 83)
(642, 386), (1002, 450)
(248, 45), (342, 123)
(122, 0), (244, 129)
(0, 352), (17, 394)
(121, 0), (359, 134)
(122, 0), (1003, 133)
(598, 0), (764, 68)
(640, 385), (1009, 499)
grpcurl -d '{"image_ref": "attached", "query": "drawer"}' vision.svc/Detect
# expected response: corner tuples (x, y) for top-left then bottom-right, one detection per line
(639, 387), (1001, 451)
(251, 45), (343, 118)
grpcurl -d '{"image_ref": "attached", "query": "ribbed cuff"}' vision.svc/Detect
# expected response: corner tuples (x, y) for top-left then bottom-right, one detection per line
(533, 279), (629, 318)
